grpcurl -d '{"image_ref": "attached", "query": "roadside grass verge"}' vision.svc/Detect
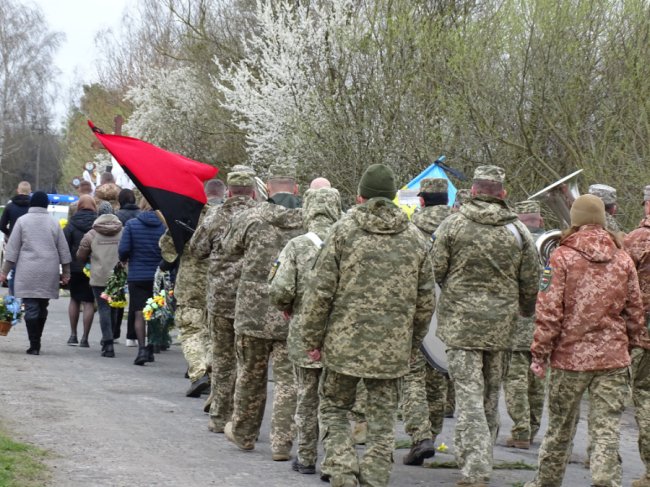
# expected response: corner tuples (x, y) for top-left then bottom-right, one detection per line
(0, 427), (50, 487)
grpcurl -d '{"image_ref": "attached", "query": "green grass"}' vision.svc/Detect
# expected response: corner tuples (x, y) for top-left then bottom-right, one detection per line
(0, 429), (49, 487)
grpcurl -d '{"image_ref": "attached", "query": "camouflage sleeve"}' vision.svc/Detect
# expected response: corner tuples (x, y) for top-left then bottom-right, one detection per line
(268, 241), (298, 312)
(531, 251), (566, 365)
(622, 256), (648, 349)
(189, 217), (212, 260)
(301, 230), (341, 350)
(431, 218), (452, 285)
(412, 249), (436, 354)
(518, 223), (541, 317)
(159, 230), (177, 263)
(221, 214), (249, 257)
(624, 232), (644, 268)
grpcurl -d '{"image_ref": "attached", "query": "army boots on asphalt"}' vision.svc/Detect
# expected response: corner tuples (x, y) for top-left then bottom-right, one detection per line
(403, 438), (436, 466)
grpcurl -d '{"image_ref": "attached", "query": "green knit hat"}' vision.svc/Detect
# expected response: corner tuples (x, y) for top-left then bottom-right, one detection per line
(358, 164), (397, 200)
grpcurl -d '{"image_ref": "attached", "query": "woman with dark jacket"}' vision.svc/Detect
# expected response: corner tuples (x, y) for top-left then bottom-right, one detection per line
(63, 195), (97, 347)
(116, 189), (140, 226)
(118, 198), (165, 365)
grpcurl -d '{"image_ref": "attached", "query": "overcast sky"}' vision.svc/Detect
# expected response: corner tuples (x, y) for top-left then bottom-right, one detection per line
(29, 0), (131, 128)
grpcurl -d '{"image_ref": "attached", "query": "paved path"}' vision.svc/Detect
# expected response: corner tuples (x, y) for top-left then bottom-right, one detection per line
(0, 297), (645, 486)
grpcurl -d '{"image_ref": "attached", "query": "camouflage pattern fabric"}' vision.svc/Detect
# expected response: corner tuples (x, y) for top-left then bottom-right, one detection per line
(445, 378), (455, 417)
(229, 334), (296, 452)
(348, 381), (368, 423)
(624, 218), (650, 312)
(319, 369), (399, 487)
(532, 225), (646, 371)
(294, 366), (322, 466)
(175, 306), (210, 382)
(504, 351), (545, 442)
(301, 197), (435, 379)
(447, 349), (506, 483)
(432, 195), (539, 350)
(425, 366), (449, 437)
(605, 212), (621, 232)
(633, 347), (650, 476)
(189, 195), (258, 319)
(400, 352), (433, 443)
(526, 367), (629, 487)
(269, 188), (341, 367)
(208, 315), (236, 431)
(222, 202), (303, 339)
(411, 205), (451, 236)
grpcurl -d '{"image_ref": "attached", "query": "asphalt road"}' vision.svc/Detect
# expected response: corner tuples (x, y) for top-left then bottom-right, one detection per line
(0, 296), (645, 486)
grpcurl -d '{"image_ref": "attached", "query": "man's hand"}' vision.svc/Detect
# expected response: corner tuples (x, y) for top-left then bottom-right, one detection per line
(530, 362), (546, 379)
(0, 273), (6, 284)
(307, 349), (321, 362)
(283, 310), (292, 321)
(60, 275), (70, 286)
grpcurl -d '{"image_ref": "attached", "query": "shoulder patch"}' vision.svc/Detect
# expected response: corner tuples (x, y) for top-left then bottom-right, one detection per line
(269, 259), (280, 281)
(539, 266), (552, 292)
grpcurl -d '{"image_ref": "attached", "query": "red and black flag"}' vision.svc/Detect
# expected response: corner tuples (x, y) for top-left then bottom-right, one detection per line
(88, 120), (218, 254)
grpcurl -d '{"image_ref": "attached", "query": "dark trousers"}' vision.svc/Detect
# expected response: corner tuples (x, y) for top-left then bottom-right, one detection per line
(91, 286), (114, 343)
(113, 307), (124, 339)
(23, 298), (49, 350)
(127, 281), (154, 340)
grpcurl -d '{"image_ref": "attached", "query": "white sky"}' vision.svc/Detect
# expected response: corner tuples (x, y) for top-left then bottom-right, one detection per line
(29, 0), (132, 128)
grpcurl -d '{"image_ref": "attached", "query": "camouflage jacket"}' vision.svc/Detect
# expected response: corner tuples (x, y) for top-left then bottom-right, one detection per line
(432, 196), (539, 350)
(189, 196), (257, 318)
(300, 197), (436, 379)
(411, 205), (452, 236)
(159, 209), (209, 309)
(624, 217), (650, 314)
(532, 225), (646, 371)
(269, 188), (341, 367)
(222, 201), (303, 339)
(511, 227), (544, 351)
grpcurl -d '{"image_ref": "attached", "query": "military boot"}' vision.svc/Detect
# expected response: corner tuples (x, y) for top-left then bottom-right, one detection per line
(403, 438), (436, 466)
(505, 436), (530, 449)
(351, 421), (367, 445)
(632, 477), (650, 487)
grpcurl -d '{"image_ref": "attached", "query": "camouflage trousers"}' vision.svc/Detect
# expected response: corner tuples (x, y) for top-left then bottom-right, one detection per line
(529, 367), (629, 487)
(400, 351), (433, 443)
(633, 348), (650, 473)
(426, 365), (450, 437)
(319, 369), (399, 487)
(348, 380), (367, 423)
(176, 306), (210, 382)
(230, 334), (296, 452)
(294, 366), (322, 466)
(504, 351), (545, 441)
(208, 314), (236, 430)
(447, 349), (506, 483)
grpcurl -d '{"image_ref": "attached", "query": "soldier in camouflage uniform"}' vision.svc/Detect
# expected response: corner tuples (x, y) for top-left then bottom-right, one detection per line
(624, 185), (650, 487)
(159, 206), (212, 398)
(221, 164), (303, 460)
(301, 164), (436, 487)
(503, 200), (545, 449)
(268, 186), (342, 475)
(588, 183), (621, 232)
(432, 166), (539, 487)
(401, 177), (451, 466)
(524, 194), (649, 487)
(189, 171), (258, 431)
(452, 188), (471, 211)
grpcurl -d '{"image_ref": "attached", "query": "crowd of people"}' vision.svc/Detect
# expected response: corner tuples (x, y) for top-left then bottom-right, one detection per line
(2, 163), (650, 487)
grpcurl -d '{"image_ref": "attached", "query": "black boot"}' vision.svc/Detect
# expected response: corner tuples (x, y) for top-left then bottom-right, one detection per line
(25, 319), (40, 355)
(134, 346), (149, 366)
(146, 343), (155, 362)
(102, 341), (115, 358)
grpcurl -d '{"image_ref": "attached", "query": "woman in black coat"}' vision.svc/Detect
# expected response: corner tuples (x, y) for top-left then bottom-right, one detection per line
(63, 195), (97, 347)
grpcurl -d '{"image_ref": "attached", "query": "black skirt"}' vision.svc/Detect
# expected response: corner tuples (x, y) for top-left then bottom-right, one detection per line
(69, 272), (95, 303)
(128, 281), (154, 312)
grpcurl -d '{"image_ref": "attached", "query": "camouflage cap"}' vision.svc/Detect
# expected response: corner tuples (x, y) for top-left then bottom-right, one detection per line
(267, 163), (295, 180)
(644, 185), (650, 202)
(514, 200), (541, 215)
(418, 178), (448, 194)
(230, 164), (256, 175)
(227, 171), (255, 187)
(473, 165), (505, 183)
(588, 184), (617, 205)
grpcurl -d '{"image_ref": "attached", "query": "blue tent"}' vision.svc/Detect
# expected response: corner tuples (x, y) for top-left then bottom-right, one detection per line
(401, 163), (457, 207)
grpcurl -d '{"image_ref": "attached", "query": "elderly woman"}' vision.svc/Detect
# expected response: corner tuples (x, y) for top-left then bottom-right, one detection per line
(0, 191), (71, 355)
(64, 194), (97, 347)
(525, 194), (649, 487)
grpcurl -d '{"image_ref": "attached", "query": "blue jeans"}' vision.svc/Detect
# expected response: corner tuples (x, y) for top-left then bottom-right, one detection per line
(92, 286), (114, 343)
